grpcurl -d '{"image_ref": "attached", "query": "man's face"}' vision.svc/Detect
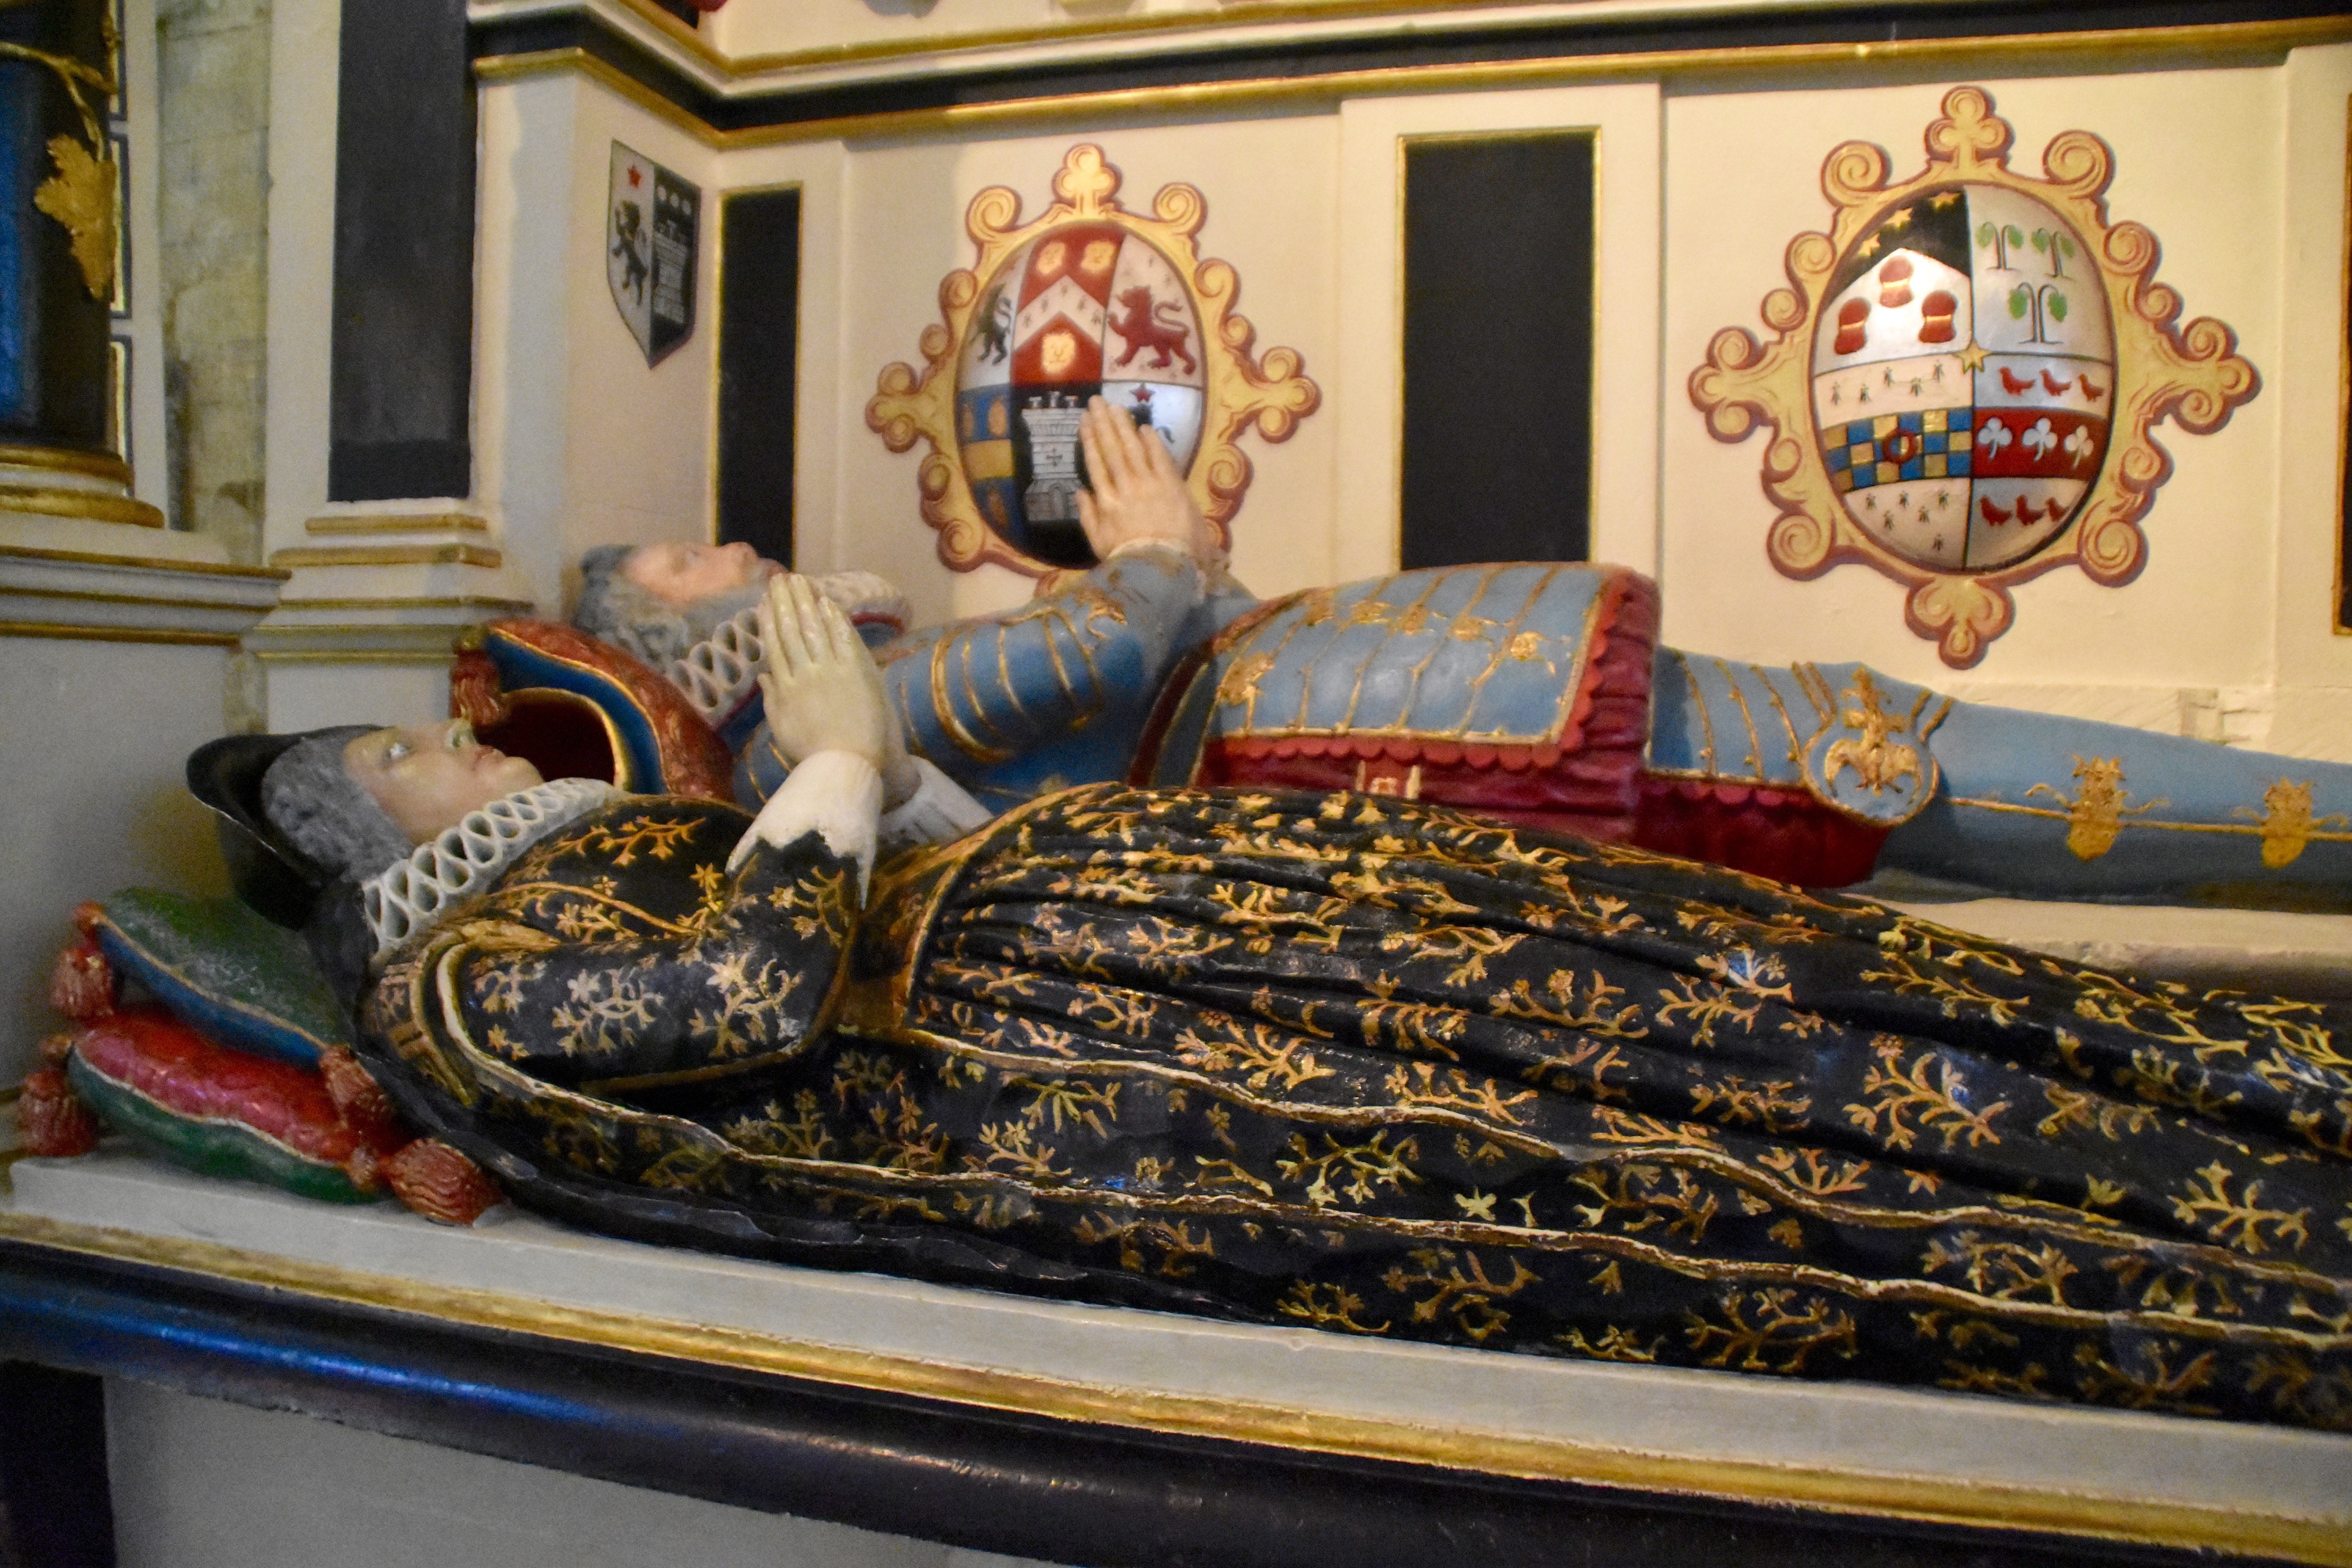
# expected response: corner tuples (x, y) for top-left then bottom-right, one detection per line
(343, 719), (544, 844)
(622, 540), (776, 610)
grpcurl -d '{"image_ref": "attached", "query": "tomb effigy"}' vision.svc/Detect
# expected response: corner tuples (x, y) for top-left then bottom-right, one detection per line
(10, 4), (2352, 1563)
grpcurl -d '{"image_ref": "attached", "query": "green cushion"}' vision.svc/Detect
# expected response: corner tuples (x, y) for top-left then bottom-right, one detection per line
(95, 889), (349, 1066)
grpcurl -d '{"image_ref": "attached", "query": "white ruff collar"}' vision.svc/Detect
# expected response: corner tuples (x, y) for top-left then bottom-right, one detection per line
(667, 606), (762, 727)
(362, 777), (617, 955)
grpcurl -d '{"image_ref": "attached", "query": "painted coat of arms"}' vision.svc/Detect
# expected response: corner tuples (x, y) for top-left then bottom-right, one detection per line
(1691, 87), (2258, 667)
(607, 142), (700, 367)
(868, 145), (1320, 581)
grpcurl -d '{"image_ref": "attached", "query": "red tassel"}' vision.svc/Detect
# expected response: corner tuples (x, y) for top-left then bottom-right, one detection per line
(18, 1065), (99, 1158)
(342, 1141), (385, 1195)
(384, 1140), (503, 1225)
(447, 647), (511, 730)
(317, 1045), (406, 1148)
(48, 935), (115, 1022)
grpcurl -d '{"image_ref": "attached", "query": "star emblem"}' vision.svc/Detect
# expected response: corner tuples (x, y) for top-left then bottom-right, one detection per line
(1957, 340), (1988, 373)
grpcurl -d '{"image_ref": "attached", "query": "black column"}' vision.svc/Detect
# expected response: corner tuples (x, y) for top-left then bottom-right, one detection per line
(1399, 133), (1593, 570)
(327, 0), (476, 502)
(716, 186), (801, 567)
(0, 0), (115, 465)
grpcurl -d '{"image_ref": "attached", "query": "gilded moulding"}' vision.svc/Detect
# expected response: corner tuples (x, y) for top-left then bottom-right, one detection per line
(0, 483), (163, 528)
(867, 144), (1319, 585)
(470, 18), (2352, 155)
(266, 542), (505, 569)
(0, 1209), (2344, 1565)
(0, 441), (133, 486)
(1690, 85), (2259, 669)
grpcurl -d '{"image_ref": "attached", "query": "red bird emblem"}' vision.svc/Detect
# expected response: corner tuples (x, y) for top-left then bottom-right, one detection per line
(2040, 369), (2070, 395)
(2077, 375), (2106, 403)
(1980, 497), (2013, 525)
(1997, 367), (2036, 396)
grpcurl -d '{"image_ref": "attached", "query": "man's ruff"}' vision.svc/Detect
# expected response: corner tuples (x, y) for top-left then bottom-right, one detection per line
(669, 607), (763, 727)
(362, 778), (617, 954)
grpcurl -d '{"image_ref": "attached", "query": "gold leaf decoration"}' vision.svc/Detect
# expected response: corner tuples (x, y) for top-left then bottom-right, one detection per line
(33, 133), (116, 302)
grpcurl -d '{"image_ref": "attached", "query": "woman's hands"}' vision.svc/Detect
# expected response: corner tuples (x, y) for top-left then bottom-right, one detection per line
(756, 574), (890, 770)
(756, 573), (923, 804)
(1075, 396), (1224, 571)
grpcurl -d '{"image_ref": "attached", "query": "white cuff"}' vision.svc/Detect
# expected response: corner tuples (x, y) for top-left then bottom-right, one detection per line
(727, 748), (883, 899)
(878, 757), (991, 851)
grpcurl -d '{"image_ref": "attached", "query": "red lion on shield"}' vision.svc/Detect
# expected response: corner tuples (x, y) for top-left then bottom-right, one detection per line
(1109, 287), (1197, 375)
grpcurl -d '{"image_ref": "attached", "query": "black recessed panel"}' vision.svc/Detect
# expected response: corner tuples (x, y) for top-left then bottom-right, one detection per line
(716, 186), (801, 568)
(328, 0), (476, 502)
(1400, 133), (1594, 570)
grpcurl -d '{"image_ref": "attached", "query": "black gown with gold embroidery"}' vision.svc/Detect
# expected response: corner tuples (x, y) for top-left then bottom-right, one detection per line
(355, 784), (2352, 1430)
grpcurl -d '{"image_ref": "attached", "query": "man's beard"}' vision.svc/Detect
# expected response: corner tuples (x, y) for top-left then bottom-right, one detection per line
(680, 579), (771, 646)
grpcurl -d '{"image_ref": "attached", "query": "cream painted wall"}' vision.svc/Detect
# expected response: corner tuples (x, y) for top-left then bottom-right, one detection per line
(476, 73), (725, 616)
(2268, 42), (2352, 755)
(1659, 70), (2286, 696)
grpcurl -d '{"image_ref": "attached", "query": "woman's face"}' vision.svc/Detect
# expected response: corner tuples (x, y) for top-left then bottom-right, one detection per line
(622, 540), (774, 609)
(343, 719), (544, 844)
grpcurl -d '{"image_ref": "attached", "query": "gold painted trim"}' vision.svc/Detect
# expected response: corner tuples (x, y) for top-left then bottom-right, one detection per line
(246, 649), (463, 665)
(268, 543), (505, 569)
(0, 442), (132, 486)
(303, 511), (490, 537)
(0, 544), (286, 580)
(0, 1211), (2343, 1564)
(0, 485), (163, 527)
(273, 594), (536, 613)
(606, 0), (2339, 92)
(474, 18), (2352, 153)
(0, 620), (238, 646)
(2335, 93), (2352, 638)
(0, 584), (272, 613)
(478, 49), (716, 142)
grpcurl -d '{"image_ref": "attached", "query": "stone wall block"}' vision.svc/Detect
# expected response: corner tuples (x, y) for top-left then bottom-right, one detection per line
(158, 24), (270, 143)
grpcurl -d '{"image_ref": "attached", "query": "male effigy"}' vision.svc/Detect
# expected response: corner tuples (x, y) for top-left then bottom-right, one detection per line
(538, 459), (2352, 905)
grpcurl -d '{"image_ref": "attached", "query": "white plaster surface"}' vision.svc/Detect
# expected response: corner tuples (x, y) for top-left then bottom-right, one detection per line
(106, 1379), (1063, 1568)
(0, 641), (239, 1086)
(18, 1152), (2351, 1529)
(1883, 894), (2352, 999)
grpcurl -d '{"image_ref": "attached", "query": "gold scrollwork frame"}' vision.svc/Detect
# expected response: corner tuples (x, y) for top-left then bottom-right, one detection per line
(867, 143), (1321, 584)
(1690, 86), (2259, 668)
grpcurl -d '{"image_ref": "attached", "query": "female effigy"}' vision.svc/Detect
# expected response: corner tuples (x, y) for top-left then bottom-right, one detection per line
(218, 571), (2352, 1433)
